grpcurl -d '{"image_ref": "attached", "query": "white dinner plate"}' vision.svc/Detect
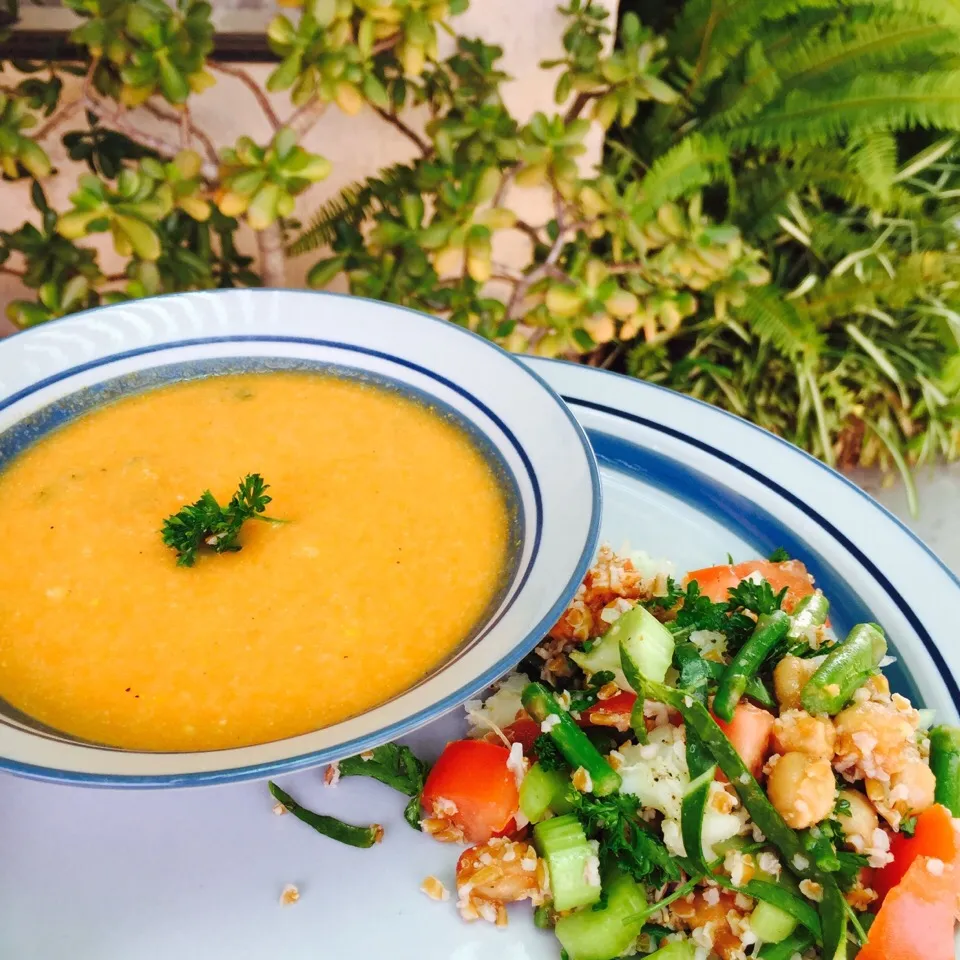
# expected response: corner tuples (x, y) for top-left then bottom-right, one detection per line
(1, 357), (957, 960)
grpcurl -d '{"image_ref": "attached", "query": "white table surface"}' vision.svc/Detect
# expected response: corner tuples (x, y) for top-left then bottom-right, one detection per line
(855, 464), (960, 575)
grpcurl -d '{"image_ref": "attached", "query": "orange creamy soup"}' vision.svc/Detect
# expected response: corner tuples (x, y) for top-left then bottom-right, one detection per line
(0, 372), (511, 751)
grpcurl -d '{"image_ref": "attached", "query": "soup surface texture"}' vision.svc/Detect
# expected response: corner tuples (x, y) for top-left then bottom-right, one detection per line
(0, 372), (511, 750)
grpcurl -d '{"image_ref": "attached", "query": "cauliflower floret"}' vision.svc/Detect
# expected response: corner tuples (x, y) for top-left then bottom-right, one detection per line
(628, 550), (676, 585)
(689, 629), (728, 663)
(619, 727), (744, 861)
(702, 784), (748, 861)
(465, 673), (529, 737)
(618, 725), (689, 822)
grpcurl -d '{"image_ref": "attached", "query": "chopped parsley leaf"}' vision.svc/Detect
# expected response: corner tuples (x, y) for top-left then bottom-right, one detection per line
(567, 670), (617, 713)
(900, 815), (918, 837)
(768, 546), (791, 562)
(643, 577), (683, 611)
(570, 791), (682, 886)
(726, 578), (789, 617)
(800, 821), (868, 890)
(532, 734), (567, 772)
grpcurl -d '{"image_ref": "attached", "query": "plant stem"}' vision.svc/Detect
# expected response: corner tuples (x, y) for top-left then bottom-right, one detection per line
(34, 97), (82, 142)
(143, 100), (219, 169)
(514, 218), (543, 247)
(507, 196), (569, 319)
(564, 91), (596, 123)
(288, 97), (329, 138)
(257, 222), (287, 287)
(371, 106), (431, 155)
(81, 63), (219, 181)
(212, 62), (282, 132)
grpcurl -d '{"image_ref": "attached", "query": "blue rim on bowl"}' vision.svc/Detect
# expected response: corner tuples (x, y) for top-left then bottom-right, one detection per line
(0, 290), (602, 787)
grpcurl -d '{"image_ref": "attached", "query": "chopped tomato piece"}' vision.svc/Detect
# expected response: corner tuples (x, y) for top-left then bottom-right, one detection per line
(858, 854), (960, 960)
(482, 718), (539, 753)
(685, 559), (815, 612)
(421, 740), (520, 844)
(874, 804), (960, 902)
(500, 719), (541, 753)
(712, 701), (775, 779)
(583, 691), (637, 733)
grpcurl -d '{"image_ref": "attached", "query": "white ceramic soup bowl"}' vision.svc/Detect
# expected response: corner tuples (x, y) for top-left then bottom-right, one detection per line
(0, 289), (601, 787)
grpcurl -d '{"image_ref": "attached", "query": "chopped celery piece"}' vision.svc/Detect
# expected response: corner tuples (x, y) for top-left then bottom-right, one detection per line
(644, 943), (697, 960)
(571, 631), (628, 688)
(750, 901), (798, 944)
(554, 872), (646, 960)
(533, 815), (601, 912)
(519, 763), (569, 823)
(615, 603), (675, 684)
(758, 929), (815, 959)
(572, 604), (674, 689)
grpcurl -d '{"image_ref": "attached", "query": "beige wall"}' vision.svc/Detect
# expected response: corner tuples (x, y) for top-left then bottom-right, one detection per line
(0, 0), (616, 331)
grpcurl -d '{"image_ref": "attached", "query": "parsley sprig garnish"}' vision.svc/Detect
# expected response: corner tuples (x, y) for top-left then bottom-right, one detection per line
(161, 473), (285, 567)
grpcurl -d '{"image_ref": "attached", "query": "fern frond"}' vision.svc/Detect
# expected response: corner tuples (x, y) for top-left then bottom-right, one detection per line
(670, 0), (841, 88)
(802, 252), (960, 321)
(864, 0), (960, 27)
(634, 134), (732, 222)
(288, 162), (413, 257)
(739, 285), (823, 355)
(849, 131), (898, 206)
(708, 21), (960, 130)
(726, 72), (960, 150)
(734, 154), (920, 235)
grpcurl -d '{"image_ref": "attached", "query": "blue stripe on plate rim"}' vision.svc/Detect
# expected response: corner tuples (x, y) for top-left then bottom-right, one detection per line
(528, 355), (960, 715)
(0, 330), (602, 787)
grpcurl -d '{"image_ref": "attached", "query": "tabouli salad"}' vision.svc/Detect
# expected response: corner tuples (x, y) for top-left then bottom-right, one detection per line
(270, 547), (960, 960)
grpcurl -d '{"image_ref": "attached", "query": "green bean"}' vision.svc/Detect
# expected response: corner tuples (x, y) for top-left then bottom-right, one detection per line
(629, 650), (847, 958)
(629, 695), (648, 744)
(714, 610), (791, 721)
(634, 675), (813, 876)
(929, 725), (960, 815)
(818, 878), (848, 960)
(675, 642), (776, 709)
(801, 623), (887, 715)
(788, 590), (830, 638)
(638, 679), (847, 957)
(268, 781), (384, 849)
(521, 682), (622, 796)
(681, 764), (716, 870)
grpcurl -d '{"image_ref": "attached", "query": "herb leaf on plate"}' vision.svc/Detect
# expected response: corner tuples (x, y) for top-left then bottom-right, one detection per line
(338, 744), (430, 830)
(268, 781), (383, 849)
